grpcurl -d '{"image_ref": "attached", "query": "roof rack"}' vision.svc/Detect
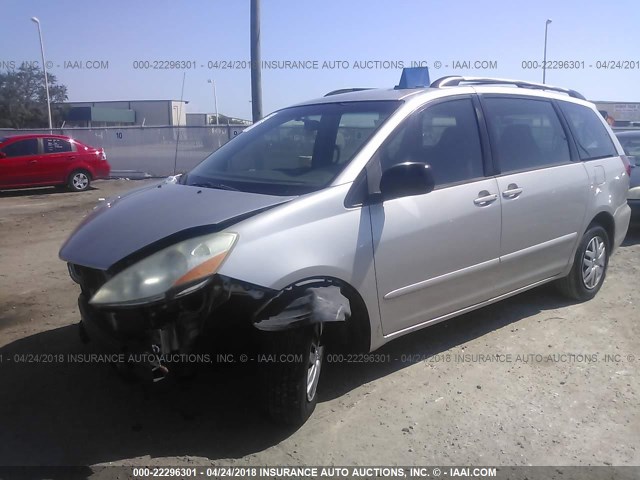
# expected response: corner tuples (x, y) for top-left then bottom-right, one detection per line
(429, 76), (586, 100)
(324, 88), (373, 97)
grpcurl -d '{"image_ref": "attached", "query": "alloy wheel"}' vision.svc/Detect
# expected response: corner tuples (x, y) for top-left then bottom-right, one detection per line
(581, 236), (606, 290)
(73, 172), (89, 190)
(306, 339), (324, 402)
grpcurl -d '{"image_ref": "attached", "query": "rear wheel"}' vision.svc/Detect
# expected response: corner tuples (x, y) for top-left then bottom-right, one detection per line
(262, 325), (324, 425)
(556, 225), (609, 301)
(68, 170), (91, 192)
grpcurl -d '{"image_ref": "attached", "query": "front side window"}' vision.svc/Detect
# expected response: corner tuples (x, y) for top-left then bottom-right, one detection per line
(43, 138), (73, 154)
(483, 97), (571, 173)
(1, 139), (39, 158)
(416, 99), (484, 185)
(186, 101), (400, 196)
(375, 98), (484, 188)
(560, 102), (618, 160)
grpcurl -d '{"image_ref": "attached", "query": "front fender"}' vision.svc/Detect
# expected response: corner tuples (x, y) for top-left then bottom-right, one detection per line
(218, 183), (384, 351)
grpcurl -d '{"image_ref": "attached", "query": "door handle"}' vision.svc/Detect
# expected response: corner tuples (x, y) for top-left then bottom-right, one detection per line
(502, 183), (523, 199)
(29, 160), (38, 164)
(474, 191), (498, 206)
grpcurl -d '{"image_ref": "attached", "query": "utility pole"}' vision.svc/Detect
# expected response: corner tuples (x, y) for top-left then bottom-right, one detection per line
(31, 17), (52, 132)
(250, 0), (263, 122)
(207, 79), (219, 125)
(542, 19), (552, 84)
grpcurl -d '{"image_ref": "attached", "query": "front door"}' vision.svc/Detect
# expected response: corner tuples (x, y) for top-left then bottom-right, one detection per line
(0, 138), (40, 187)
(368, 97), (503, 336)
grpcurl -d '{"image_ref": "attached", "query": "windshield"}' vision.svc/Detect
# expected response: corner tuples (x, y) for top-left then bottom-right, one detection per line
(185, 101), (401, 195)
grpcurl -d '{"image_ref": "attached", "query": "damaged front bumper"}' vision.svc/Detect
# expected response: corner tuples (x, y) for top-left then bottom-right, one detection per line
(73, 265), (269, 382)
(71, 264), (351, 383)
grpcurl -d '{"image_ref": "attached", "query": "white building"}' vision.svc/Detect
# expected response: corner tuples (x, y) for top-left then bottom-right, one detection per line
(592, 101), (640, 127)
(59, 100), (189, 127)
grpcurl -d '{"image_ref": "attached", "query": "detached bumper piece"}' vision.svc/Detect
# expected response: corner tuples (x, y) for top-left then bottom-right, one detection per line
(253, 285), (351, 331)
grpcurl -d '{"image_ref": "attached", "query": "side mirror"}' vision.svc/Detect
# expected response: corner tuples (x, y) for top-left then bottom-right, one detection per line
(379, 162), (435, 201)
(0, 151), (6, 159)
(630, 155), (639, 167)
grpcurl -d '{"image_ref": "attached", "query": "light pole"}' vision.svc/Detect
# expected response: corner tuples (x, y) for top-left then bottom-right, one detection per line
(31, 17), (52, 132)
(542, 18), (552, 84)
(207, 78), (219, 125)
(250, 0), (263, 122)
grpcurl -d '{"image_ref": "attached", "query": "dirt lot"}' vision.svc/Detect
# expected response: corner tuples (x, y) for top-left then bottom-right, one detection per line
(0, 179), (638, 469)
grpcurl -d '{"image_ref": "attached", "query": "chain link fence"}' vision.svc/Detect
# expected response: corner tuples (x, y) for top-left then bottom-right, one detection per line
(0, 126), (249, 177)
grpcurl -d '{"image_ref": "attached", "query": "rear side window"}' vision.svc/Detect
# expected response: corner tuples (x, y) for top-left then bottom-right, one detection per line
(559, 102), (617, 160)
(1, 139), (39, 157)
(43, 138), (72, 153)
(483, 97), (571, 173)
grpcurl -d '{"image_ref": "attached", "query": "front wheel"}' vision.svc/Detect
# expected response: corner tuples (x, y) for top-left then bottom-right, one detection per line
(556, 225), (609, 301)
(67, 170), (91, 192)
(262, 326), (324, 425)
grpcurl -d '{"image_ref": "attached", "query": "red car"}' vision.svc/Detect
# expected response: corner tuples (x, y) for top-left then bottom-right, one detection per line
(0, 134), (111, 192)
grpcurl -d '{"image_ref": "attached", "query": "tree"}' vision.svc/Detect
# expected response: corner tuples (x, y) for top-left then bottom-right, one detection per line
(0, 64), (68, 128)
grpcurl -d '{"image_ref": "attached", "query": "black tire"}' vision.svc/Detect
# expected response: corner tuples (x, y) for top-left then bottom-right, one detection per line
(556, 225), (610, 301)
(262, 326), (324, 425)
(67, 170), (91, 192)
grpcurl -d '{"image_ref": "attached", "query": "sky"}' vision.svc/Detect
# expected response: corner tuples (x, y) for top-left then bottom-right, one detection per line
(2, 0), (639, 120)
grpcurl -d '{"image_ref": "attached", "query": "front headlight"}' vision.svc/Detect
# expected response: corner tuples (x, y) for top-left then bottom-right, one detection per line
(90, 232), (237, 307)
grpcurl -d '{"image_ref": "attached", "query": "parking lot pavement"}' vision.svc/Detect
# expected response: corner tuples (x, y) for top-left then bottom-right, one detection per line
(0, 179), (638, 467)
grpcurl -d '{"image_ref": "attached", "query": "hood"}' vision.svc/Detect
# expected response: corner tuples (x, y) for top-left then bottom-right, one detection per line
(59, 183), (293, 270)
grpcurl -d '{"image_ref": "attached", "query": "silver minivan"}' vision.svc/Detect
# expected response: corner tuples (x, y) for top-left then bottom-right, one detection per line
(60, 76), (632, 424)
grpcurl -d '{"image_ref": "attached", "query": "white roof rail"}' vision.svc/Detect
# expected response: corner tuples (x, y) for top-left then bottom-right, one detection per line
(430, 76), (586, 100)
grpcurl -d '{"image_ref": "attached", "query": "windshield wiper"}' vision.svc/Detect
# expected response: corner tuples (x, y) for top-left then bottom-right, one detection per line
(189, 181), (239, 191)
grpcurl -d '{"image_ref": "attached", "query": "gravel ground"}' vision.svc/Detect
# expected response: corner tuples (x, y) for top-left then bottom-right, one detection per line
(0, 179), (638, 469)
